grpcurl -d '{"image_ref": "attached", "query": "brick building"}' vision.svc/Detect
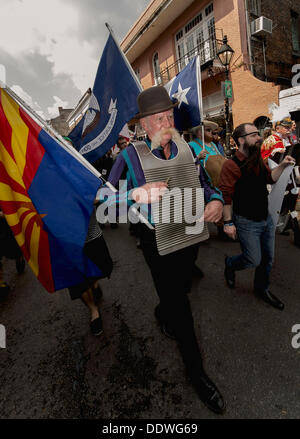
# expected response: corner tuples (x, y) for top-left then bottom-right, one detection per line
(249, 0), (300, 85)
(49, 107), (74, 136)
(120, 0), (300, 130)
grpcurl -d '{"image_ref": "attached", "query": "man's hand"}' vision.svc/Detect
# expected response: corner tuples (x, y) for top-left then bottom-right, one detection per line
(204, 200), (223, 223)
(281, 155), (296, 167)
(224, 224), (237, 240)
(132, 182), (168, 204)
(272, 155), (296, 182)
(0, 211), (4, 218)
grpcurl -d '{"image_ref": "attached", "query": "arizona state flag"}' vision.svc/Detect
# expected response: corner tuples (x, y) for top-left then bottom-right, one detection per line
(0, 88), (104, 292)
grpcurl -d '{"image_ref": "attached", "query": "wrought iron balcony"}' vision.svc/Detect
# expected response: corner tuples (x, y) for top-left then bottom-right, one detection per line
(154, 36), (223, 86)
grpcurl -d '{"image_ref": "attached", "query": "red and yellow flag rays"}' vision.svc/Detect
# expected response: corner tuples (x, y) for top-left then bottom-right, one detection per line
(0, 89), (54, 291)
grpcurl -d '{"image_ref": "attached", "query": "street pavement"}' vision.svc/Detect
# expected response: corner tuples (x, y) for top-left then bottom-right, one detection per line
(0, 223), (299, 419)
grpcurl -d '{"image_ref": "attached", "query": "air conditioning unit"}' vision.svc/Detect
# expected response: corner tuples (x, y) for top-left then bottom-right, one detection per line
(251, 16), (272, 36)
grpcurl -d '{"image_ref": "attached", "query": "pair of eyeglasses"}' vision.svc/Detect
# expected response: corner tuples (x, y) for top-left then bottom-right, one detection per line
(240, 131), (260, 137)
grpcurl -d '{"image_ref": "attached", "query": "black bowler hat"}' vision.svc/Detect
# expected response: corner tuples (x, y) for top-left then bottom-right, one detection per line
(135, 86), (178, 119)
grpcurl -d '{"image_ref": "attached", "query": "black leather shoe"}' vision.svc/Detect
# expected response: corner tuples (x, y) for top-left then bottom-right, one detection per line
(254, 289), (284, 311)
(192, 264), (204, 279)
(191, 369), (226, 415)
(224, 256), (235, 289)
(154, 305), (177, 340)
(90, 315), (103, 336)
(280, 230), (289, 236)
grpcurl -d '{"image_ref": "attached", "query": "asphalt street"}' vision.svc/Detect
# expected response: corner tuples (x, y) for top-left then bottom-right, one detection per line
(0, 223), (299, 419)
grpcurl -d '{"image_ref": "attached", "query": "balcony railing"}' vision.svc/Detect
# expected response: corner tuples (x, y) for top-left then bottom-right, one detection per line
(155, 36), (223, 86)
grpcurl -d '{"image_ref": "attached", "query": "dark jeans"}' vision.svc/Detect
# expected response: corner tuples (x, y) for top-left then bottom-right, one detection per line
(140, 225), (203, 373)
(227, 214), (275, 291)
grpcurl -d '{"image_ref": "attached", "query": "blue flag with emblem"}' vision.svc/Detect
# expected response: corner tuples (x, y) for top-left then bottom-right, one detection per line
(167, 56), (202, 132)
(77, 32), (142, 163)
(68, 116), (84, 149)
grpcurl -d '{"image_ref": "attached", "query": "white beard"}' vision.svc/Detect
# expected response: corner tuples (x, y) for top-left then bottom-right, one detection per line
(150, 128), (182, 150)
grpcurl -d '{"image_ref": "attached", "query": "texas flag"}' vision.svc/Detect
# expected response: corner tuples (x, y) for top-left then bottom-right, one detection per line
(166, 56), (202, 131)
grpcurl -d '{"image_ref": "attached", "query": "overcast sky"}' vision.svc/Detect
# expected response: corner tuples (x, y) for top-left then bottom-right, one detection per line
(0, 0), (149, 119)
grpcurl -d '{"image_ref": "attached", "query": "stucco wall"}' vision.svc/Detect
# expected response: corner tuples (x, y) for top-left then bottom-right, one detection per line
(127, 0), (281, 127)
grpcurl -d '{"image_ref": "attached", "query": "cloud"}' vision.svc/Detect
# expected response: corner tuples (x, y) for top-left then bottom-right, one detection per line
(63, 0), (150, 53)
(0, 47), (81, 119)
(0, 64), (6, 85)
(0, 0), (98, 93)
(47, 96), (69, 118)
(0, 0), (149, 118)
(11, 85), (46, 119)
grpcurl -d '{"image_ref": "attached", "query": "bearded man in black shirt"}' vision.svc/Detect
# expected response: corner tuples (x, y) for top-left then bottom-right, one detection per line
(219, 123), (295, 310)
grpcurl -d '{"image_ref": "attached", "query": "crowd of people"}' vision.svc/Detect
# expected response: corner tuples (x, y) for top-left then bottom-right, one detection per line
(1, 85), (299, 415)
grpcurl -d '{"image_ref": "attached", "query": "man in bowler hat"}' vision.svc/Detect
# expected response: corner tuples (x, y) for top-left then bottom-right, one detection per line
(97, 86), (225, 414)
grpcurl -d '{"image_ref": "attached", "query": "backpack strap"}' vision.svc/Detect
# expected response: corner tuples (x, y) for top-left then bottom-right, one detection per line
(194, 139), (204, 150)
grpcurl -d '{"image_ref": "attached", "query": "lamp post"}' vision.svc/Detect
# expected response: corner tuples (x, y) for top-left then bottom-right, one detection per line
(217, 35), (235, 154)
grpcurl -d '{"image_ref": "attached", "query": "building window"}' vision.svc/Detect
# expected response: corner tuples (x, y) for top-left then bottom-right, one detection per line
(177, 40), (186, 71)
(176, 30), (183, 41)
(207, 17), (217, 62)
(291, 10), (300, 53)
(185, 13), (202, 34)
(175, 2), (215, 71)
(205, 3), (213, 16)
(248, 0), (261, 16)
(153, 52), (161, 85)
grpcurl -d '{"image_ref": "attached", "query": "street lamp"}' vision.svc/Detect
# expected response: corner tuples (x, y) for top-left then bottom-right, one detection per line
(217, 35), (234, 154)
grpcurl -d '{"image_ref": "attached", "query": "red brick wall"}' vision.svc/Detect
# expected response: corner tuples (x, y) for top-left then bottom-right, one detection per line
(250, 0), (300, 84)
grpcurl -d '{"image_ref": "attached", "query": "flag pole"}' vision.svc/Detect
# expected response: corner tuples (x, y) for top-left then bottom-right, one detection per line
(105, 23), (143, 92)
(1, 83), (154, 230)
(2, 84), (106, 181)
(196, 55), (205, 166)
(103, 24), (155, 230)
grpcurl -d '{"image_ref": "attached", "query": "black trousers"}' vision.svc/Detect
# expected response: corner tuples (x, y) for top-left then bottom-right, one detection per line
(140, 225), (203, 373)
(68, 235), (113, 300)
